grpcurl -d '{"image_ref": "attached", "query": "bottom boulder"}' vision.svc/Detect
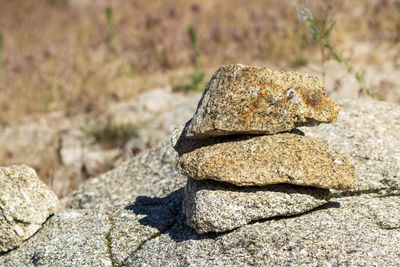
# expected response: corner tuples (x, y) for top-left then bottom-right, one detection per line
(182, 178), (331, 233)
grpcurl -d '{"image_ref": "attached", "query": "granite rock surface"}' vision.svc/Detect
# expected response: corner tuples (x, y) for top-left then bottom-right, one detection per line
(2, 98), (398, 266)
(126, 195), (400, 266)
(183, 178), (331, 233)
(179, 133), (355, 190)
(184, 64), (339, 138)
(0, 165), (58, 253)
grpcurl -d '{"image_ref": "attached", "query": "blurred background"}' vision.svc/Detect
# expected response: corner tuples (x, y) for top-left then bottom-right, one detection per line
(0, 0), (399, 197)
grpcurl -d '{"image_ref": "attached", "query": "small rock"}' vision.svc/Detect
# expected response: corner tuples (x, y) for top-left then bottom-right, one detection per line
(184, 64), (339, 139)
(0, 165), (58, 253)
(183, 178), (331, 233)
(179, 133), (355, 190)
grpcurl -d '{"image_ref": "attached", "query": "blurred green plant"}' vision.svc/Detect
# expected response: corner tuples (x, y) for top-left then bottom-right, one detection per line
(81, 118), (138, 149)
(291, 55), (308, 67)
(188, 26), (201, 68)
(47, 0), (68, 7)
(395, 0), (400, 42)
(174, 25), (206, 93)
(295, 0), (373, 97)
(105, 5), (117, 52)
(0, 31), (5, 87)
(0, 32), (4, 70)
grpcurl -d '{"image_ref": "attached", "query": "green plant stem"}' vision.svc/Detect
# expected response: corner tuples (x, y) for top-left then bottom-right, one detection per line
(188, 25), (201, 69)
(0, 32), (4, 70)
(183, 25), (205, 92)
(296, 1), (373, 97)
(322, 41), (372, 97)
(106, 5), (117, 52)
(0, 32), (5, 85)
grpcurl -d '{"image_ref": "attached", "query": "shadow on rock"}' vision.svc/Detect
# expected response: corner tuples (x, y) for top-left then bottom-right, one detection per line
(172, 124), (305, 156)
(254, 200), (341, 226)
(125, 186), (339, 243)
(315, 201), (341, 210)
(125, 188), (210, 242)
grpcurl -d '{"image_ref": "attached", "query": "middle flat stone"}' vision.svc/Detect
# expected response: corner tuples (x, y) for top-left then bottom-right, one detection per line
(178, 133), (355, 190)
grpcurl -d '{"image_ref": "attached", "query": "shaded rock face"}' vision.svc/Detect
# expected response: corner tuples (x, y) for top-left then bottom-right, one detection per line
(0, 165), (58, 253)
(184, 64), (339, 138)
(182, 178), (331, 233)
(178, 133), (355, 190)
(1, 98), (400, 266)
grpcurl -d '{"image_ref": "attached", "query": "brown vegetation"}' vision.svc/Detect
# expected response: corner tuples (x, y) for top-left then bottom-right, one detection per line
(0, 0), (399, 123)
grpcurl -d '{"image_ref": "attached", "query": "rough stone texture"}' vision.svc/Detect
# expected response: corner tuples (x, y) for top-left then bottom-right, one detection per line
(0, 202), (180, 267)
(62, 139), (187, 210)
(0, 165), (58, 253)
(0, 188), (183, 266)
(2, 98), (398, 266)
(179, 133), (355, 190)
(299, 98), (400, 196)
(62, 97), (399, 207)
(184, 64), (339, 138)
(125, 195), (400, 266)
(183, 178), (331, 233)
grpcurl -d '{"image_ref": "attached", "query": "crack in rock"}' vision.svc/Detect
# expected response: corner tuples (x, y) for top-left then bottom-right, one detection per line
(120, 219), (178, 266)
(106, 214), (117, 267)
(332, 187), (400, 198)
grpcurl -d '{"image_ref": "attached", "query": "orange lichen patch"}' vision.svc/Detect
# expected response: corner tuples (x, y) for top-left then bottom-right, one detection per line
(243, 86), (269, 126)
(299, 88), (327, 110)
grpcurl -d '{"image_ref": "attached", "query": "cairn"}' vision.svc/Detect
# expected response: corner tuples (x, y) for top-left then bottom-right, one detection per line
(173, 64), (355, 234)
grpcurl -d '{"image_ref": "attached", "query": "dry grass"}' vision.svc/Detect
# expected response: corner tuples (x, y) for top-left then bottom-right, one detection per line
(1, 0), (399, 123)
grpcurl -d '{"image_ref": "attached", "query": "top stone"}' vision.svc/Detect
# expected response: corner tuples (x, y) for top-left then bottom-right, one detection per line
(184, 64), (339, 139)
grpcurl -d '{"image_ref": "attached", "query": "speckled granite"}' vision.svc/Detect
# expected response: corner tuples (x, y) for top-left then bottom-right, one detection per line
(184, 64), (339, 138)
(0, 204), (179, 266)
(126, 195), (400, 266)
(0, 165), (58, 253)
(183, 178), (331, 233)
(3, 98), (397, 266)
(178, 133), (355, 190)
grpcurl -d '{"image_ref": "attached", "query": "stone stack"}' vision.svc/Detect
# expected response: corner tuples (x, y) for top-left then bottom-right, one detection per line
(173, 64), (356, 234)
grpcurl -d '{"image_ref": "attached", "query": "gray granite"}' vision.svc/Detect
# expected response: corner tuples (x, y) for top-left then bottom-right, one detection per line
(63, 139), (187, 209)
(0, 165), (58, 253)
(126, 195), (400, 266)
(183, 178), (331, 233)
(1, 98), (398, 266)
